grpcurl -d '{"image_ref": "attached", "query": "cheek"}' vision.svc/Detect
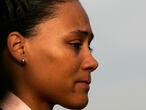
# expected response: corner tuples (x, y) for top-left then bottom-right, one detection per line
(24, 43), (61, 91)
(24, 44), (81, 96)
(24, 45), (89, 108)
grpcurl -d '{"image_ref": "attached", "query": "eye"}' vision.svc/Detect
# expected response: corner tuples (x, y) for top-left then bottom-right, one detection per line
(89, 46), (93, 52)
(88, 41), (93, 52)
(69, 40), (83, 51)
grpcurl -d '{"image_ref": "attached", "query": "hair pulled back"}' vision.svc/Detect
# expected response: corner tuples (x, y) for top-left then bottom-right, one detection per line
(0, 0), (69, 100)
(0, 0), (69, 51)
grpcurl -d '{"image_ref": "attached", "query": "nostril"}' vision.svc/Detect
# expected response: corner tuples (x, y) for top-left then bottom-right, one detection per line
(81, 56), (99, 72)
(90, 59), (98, 72)
(95, 60), (99, 70)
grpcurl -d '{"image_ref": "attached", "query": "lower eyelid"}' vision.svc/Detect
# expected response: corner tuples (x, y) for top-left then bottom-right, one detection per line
(72, 43), (82, 49)
(66, 40), (92, 51)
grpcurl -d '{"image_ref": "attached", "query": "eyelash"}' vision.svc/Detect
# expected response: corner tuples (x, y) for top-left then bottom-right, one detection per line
(70, 40), (93, 52)
(89, 47), (93, 52)
(72, 42), (82, 50)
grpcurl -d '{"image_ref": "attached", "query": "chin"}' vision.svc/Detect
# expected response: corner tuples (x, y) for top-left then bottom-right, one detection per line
(66, 102), (88, 109)
(63, 97), (89, 109)
(71, 101), (88, 109)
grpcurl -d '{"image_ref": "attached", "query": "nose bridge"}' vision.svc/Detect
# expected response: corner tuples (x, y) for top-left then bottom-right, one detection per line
(81, 51), (98, 72)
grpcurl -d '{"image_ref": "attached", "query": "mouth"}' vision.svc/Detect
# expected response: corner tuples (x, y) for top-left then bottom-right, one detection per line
(76, 80), (91, 89)
(79, 80), (91, 84)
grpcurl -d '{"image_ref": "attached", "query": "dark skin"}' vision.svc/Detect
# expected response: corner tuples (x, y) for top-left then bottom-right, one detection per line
(3, 1), (98, 110)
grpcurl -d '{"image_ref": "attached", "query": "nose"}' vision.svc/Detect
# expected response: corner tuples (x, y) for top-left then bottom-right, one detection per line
(81, 53), (98, 72)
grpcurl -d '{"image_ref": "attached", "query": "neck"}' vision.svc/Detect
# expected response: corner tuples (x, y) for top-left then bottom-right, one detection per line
(11, 84), (54, 110)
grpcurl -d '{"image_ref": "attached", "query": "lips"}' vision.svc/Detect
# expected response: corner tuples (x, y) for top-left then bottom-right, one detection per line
(78, 80), (91, 84)
(75, 74), (91, 90)
(76, 79), (91, 90)
(76, 75), (91, 85)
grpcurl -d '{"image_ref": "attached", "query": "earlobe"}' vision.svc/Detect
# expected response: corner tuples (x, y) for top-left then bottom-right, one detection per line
(7, 32), (26, 64)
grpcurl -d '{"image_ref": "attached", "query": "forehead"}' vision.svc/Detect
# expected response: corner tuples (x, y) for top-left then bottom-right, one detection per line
(54, 0), (92, 32)
(33, 1), (92, 39)
(56, 1), (88, 19)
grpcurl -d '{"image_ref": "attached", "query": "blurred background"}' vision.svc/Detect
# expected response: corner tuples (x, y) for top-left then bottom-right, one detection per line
(54, 0), (146, 109)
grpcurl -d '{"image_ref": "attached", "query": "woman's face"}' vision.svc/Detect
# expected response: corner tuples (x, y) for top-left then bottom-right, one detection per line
(24, 1), (98, 109)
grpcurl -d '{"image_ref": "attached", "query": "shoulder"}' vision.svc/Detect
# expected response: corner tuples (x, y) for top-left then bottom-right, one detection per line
(0, 92), (31, 110)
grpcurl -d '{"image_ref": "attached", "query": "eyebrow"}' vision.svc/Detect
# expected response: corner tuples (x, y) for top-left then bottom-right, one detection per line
(70, 30), (94, 41)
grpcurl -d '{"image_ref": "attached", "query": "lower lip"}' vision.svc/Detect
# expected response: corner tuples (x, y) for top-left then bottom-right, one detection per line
(77, 82), (90, 89)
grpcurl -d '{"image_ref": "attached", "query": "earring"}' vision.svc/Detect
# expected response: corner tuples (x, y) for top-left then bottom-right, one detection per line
(21, 58), (25, 64)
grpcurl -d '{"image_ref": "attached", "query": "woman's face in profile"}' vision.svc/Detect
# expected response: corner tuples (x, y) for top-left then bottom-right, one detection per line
(23, 1), (98, 109)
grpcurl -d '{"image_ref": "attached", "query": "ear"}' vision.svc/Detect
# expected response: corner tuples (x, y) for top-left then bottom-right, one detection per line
(7, 32), (26, 64)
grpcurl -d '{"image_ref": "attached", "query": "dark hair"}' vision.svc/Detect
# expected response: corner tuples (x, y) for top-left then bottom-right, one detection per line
(0, 0), (71, 51)
(0, 0), (71, 100)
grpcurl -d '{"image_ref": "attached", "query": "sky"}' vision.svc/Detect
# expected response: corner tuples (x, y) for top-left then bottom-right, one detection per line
(54, 0), (146, 110)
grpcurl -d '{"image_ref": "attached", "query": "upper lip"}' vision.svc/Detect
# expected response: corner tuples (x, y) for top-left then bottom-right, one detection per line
(76, 73), (91, 84)
(77, 79), (91, 84)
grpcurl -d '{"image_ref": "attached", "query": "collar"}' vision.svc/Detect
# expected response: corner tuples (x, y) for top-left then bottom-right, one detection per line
(1, 92), (31, 110)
